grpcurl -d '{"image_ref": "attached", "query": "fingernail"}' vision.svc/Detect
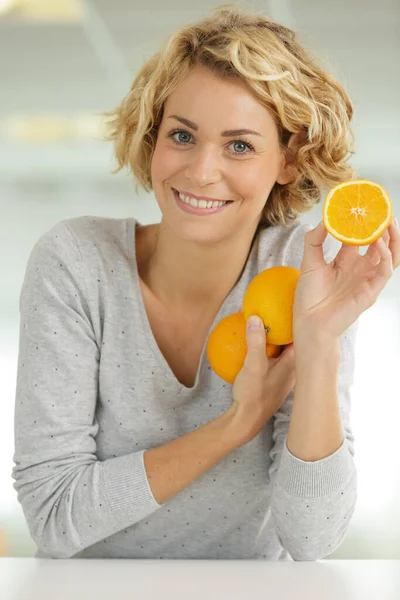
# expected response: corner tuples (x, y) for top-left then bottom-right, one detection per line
(247, 316), (262, 330)
(395, 217), (398, 229)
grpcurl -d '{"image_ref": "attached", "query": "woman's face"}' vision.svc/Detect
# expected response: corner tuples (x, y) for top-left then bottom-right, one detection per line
(151, 64), (292, 245)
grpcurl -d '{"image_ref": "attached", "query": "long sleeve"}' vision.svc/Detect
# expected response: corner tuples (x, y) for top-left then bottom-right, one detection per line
(12, 222), (162, 559)
(268, 319), (358, 560)
(267, 222), (358, 561)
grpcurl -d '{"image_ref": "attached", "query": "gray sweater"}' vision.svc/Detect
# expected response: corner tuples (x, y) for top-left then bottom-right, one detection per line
(12, 215), (358, 560)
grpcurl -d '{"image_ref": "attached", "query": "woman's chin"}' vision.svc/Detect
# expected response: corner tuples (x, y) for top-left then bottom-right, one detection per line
(177, 222), (231, 244)
(161, 212), (234, 245)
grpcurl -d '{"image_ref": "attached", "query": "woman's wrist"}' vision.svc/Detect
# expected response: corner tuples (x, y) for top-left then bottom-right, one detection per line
(224, 403), (268, 446)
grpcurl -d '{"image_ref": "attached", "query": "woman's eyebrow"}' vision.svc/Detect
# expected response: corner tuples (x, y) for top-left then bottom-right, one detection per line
(167, 115), (264, 137)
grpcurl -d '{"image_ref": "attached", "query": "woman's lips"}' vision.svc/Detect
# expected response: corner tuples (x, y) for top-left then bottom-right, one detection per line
(173, 188), (232, 216)
(176, 189), (231, 203)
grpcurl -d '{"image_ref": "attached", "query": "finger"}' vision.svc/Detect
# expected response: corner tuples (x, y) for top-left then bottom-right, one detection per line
(364, 241), (381, 267)
(388, 218), (400, 269)
(244, 315), (268, 375)
(275, 343), (294, 363)
(271, 344), (296, 388)
(302, 221), (329, 271)
(367, 237), (393, 296)
(280, 343), (295, 364)
(333, 243), (360, 270)
(364, 225), (392, 267)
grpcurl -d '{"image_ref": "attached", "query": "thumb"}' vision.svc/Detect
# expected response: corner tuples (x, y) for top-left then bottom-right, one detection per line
(243, 315), (268, 373)
(302, 221), (328, 270)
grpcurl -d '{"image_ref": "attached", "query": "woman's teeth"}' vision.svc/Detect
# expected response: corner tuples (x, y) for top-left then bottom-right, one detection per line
(178, 191), (227, 209)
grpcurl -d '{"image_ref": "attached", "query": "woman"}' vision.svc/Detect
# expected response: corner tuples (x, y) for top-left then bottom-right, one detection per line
(12, 5), (399, 560)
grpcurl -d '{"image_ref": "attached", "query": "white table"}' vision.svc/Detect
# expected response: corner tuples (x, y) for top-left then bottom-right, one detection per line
(1, 558), (400, 600)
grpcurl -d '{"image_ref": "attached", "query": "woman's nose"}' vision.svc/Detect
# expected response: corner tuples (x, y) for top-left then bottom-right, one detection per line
(184, 147), (221, 187)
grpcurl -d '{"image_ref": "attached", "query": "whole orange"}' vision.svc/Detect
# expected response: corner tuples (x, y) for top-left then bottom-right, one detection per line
(207, 312), (281, 384)
(243, 266), (301, 346)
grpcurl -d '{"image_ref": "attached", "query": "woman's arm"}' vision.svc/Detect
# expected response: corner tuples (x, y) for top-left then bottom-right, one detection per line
(12, 221), (248, 559)
(267, 324), (358, 561)
(287, 336), (342, 461)
(143, 411), (242, 505)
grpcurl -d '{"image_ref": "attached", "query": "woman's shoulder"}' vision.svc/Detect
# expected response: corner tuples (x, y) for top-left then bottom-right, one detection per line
(58, 214), (138, 251)
(23, 215), (142, 311)
(34, 215), (139, 262)
(256, 218), (341, 270)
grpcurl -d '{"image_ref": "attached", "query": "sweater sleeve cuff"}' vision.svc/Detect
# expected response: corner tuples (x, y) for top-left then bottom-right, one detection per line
(101, 450), (163, 522)
(275, 436), (355, 498)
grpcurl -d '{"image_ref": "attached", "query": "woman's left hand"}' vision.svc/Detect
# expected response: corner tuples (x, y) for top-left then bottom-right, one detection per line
(293, 217), (400, 344)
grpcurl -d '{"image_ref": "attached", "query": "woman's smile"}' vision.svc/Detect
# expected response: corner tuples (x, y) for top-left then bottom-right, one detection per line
(172, 187), (233, 216)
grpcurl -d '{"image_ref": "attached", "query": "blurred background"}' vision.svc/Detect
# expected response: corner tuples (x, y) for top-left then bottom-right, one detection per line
(0, 0), (399, 558)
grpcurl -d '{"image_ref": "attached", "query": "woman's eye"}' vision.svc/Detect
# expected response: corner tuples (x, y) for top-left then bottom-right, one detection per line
(172, 131), (192, 144)
(231, 141), (247, 153)
(168, 129), (254, 155)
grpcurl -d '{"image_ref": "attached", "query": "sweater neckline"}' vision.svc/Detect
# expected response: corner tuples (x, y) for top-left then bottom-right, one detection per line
(127, 217), (258, 395)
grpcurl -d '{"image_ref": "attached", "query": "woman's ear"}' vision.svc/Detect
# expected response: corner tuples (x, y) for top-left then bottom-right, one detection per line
(276, 129), (308, 185)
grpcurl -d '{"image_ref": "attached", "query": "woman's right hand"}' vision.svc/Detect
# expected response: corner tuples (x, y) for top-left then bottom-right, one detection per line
(228, 315), (296, 444)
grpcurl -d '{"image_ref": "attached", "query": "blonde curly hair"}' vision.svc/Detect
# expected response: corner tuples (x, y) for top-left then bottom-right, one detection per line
(104, 3), (357, 227)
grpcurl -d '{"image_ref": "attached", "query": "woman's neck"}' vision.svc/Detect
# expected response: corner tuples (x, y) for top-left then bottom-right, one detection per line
(136, 219), (258, 317)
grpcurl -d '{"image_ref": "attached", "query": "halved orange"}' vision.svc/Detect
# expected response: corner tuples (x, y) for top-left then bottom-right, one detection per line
(323, 179), (393, 246)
